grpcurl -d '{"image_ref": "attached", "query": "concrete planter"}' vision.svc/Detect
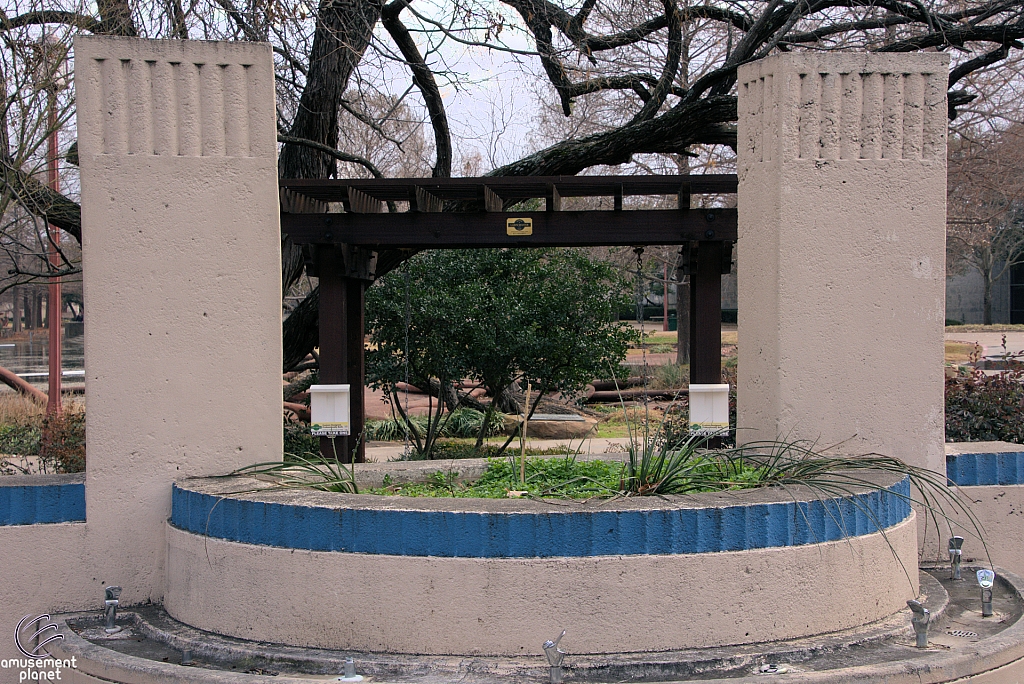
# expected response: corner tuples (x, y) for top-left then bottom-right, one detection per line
(165, 471), (917, 656)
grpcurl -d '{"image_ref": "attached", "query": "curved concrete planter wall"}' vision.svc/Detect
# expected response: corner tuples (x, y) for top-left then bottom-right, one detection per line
(165, 473), (917, 656)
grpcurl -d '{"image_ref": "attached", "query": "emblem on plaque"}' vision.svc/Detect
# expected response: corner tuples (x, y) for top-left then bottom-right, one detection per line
(506, 217), (533, 235)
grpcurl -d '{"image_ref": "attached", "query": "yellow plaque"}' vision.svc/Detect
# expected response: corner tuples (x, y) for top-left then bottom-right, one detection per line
(506, 217), (533, 236)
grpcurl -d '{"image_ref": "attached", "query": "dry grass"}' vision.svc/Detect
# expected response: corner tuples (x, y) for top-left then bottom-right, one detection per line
(945, 341), (981, 364)
(0, 391), (84, 425)
(0, 392), (45, 425)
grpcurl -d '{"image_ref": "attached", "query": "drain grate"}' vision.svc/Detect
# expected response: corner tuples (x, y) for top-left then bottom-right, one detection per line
(946, 629), (979, 638)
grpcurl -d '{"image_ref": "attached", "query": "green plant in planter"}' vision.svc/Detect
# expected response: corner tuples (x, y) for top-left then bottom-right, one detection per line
(620, 414), (988, 566)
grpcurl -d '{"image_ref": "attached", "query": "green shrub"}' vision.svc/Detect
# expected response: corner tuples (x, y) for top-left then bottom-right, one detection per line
(444, 408), (506, 438)
(946, 366), (1024, 443)
(284, 422), (320, 457)
(364, 408), (505, 442)
(365, 414), (428, 441)
(0, 423), (40, 456)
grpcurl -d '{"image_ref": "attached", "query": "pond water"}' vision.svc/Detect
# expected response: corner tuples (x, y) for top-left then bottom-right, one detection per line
(0, 330), (84, 388)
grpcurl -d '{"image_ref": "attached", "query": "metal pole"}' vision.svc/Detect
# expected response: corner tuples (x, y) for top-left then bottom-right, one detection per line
(45, 69), (62, 416)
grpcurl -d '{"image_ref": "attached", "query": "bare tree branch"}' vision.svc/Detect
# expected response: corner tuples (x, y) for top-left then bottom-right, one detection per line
(382, 0), (452, 178)
(278, 133), (385, 178)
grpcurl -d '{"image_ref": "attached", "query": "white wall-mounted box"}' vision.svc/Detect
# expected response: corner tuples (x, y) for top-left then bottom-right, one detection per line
(309, 384), (351, 436)
(689, 383), (730, 437)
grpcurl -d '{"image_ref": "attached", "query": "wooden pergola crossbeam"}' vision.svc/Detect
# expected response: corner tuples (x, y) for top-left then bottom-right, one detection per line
(281, 208), (735, 248)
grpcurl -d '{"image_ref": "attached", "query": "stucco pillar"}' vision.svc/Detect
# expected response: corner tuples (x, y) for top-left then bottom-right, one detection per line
(75, 37), (282, 602)
(736, 53), (948, 472)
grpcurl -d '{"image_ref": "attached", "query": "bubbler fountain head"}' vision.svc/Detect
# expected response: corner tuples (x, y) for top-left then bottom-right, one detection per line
(949, 536), (964, 580)
(337, 657), (363, 682)
(978, 569), (996, 618)
(543, 630), (567, 684)
(907, 600), (930, 648)
(103, 586), (122, 634)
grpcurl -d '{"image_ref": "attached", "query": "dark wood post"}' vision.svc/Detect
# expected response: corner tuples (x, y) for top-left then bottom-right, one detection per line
(690, 241), (723, 385)
(317, 246), (350, 462)
(316, 245), (369, 464)
(346, 278), (366, 463)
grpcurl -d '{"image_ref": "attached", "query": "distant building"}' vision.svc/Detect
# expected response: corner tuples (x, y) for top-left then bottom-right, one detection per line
(946, 263), (1024, 324)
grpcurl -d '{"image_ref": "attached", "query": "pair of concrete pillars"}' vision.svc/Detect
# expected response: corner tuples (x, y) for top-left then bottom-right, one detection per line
(69, 38), (946, 612)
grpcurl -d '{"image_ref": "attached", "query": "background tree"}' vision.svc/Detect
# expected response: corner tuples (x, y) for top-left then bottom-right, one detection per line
(947, 123), (1024, 324)
(1, 0), (1023, 366)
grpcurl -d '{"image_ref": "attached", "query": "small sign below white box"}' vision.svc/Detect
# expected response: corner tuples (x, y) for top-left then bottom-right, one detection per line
(689, 383), (730, 437)
(309, 384), (351, 437)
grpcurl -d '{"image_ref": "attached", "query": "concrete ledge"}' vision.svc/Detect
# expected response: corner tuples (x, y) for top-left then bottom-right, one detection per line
(45, 567), (1024, 681)
(47, 573), (947, 682)
(0, 473), (85, 525)
(946, 441), (1024, 486)
(171, 473), (911, 557)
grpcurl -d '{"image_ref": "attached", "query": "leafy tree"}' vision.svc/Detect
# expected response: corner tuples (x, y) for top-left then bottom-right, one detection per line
(366, 248), (635, 457)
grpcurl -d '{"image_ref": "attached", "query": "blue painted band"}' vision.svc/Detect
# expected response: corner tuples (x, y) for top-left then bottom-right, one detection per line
(0, 481), (85, 525)
(947, 450), (1024, 486)
(171, 478), (911, 558)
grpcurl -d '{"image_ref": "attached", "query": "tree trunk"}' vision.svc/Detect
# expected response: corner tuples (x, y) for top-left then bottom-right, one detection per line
(277, 0), (387, 292)
(984, 268), (993, 325)
(12, 286), (20, 333)
(283, 286), (319, 372)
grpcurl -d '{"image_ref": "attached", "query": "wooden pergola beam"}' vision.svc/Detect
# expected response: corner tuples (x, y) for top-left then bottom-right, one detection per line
(282, 208), (736, 248)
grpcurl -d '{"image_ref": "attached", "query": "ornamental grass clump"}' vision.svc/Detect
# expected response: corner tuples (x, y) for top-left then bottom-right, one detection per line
(364, 408), (506, 442)
(228, 448), (359, 494)
(619, 418), (987, 565)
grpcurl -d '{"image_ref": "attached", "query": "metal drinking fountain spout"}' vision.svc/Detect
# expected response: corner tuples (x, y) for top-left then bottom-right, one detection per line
(104, 586), (122, 634)
(907, 600), (929, 648)
(949, 536), (965, 580)
(543, 630), (567, 684)
(978, 569), (996, 617)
